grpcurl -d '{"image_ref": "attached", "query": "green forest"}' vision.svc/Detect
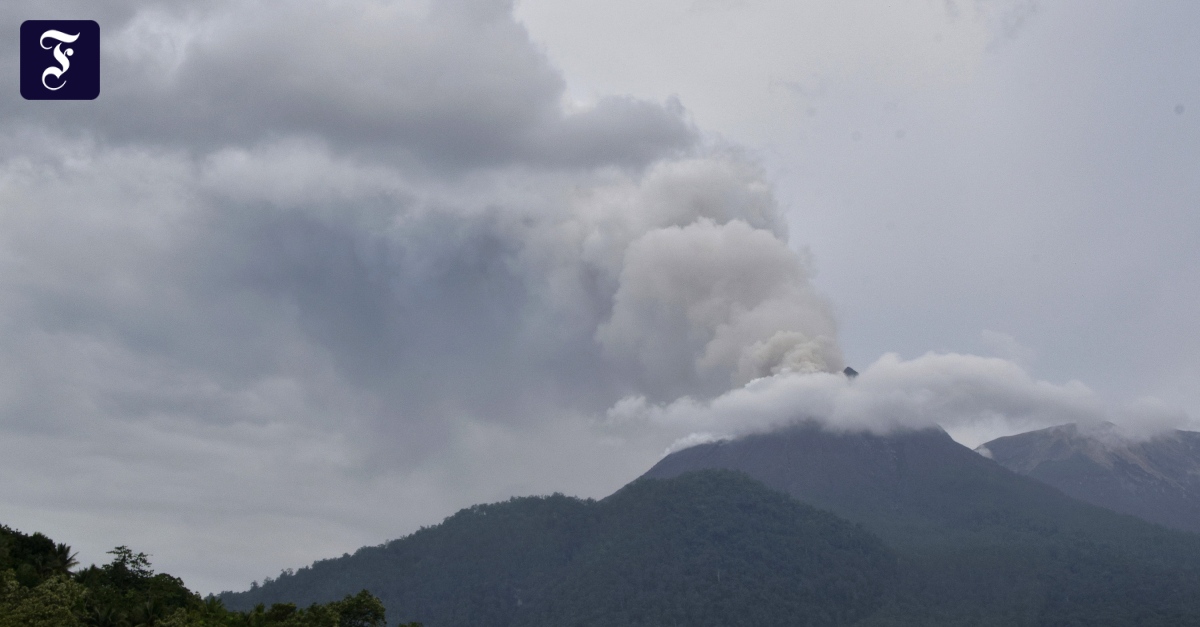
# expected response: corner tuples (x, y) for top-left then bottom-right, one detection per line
(13, 467), (1200, 626)
(226, 471), (896, 626)
(0, 524), (420, 626)
(222, 469), (1200, 626)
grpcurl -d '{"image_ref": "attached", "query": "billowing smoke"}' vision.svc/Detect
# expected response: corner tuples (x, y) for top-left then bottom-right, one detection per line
(597, 217), (841, 399)
(0, 0), (842, 445)
(610, 352), (1189, 453)
(0, 0), (845, 592)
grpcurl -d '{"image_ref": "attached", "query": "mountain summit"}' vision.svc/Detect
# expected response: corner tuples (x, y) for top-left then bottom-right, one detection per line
(641, 421), (1142, 546)
(979, 423), (1200, 534)
(223, 421), (1200, 625)
(645, 421), (1200, 622)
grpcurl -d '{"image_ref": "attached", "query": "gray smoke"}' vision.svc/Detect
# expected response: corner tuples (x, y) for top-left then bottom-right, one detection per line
(611, 351), (1189, 453)
(0, 0), (842, 592)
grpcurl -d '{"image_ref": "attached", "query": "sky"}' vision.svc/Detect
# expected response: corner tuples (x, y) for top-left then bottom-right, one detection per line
(0, 0), (1197, 595)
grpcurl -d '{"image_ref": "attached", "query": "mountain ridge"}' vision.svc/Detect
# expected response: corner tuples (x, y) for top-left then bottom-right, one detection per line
(222, 469), (898, 626)
(980, 422), (1200, 534)
(222, 422), (1200, 625)
(641, 421), (1138, 546)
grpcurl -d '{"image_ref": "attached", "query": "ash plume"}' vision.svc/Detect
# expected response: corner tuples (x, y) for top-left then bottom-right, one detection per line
(612, 352), (1190, 452)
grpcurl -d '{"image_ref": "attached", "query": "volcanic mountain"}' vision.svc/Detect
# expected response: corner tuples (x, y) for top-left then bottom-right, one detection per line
(224, 422), (1200, 625)
(640, 422), (1200, 622)
(642, 421), (1142, 546)
(979, 423), (1200, 534)
(221, 470), (899, 626)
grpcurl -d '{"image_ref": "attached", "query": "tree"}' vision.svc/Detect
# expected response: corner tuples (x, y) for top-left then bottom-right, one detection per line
(53, 542), (79, 575)
(0, 570), (86, 627)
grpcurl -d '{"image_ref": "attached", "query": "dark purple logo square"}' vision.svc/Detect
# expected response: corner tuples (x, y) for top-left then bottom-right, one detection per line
(21, 20), (100, 100)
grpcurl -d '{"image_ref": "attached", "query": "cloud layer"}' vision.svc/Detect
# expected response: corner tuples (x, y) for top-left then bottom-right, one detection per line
(5, 0), (695, 169)
(0, 0), (841, 592)
(614, 352), (1189, 455)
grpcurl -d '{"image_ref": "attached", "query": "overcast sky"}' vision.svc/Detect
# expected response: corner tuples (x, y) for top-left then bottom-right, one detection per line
(1, 0), (1197, 595)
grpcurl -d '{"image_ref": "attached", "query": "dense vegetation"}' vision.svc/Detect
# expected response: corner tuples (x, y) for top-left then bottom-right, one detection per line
(0, 524), (418, 626)
(647, 426), (1200, 625)
(223, 470), (898, 626)
(983, 424), (1200, 534)
(227, 433), (1200, 626)
(15, 426), (1200, 626)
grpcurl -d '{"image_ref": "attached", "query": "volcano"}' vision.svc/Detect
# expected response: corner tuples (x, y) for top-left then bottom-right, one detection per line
(641, 421), (1147, 546)
(222, 422), (1200, 625)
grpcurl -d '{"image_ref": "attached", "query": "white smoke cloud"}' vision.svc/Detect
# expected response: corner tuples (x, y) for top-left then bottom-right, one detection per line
(0, 0), (841, 592)
(597, 218), (841, 399)
(662, 431), (728, 456)
(616, 352), (1190, 450)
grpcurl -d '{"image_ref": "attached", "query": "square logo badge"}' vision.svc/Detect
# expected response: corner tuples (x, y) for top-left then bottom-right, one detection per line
(21, 20), (100, 100)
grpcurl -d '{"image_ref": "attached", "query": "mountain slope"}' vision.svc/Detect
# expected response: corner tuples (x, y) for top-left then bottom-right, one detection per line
(222, 470), (897, 627)
(980, 423), (1200, 534)
(642, 422), (1200, 625)
(224, 423), (1200, 626)
(642, 422), (1148, 546)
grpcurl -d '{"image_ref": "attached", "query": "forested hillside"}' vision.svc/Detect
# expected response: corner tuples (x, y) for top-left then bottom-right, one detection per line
(19, 427), (1200, 626)
(228, 429), (1200, 626)
(981, 423), (1200, 534)
(224, 470), (897, 626)
(646, 424), (1200, 625)
(0, 523), (409, 626)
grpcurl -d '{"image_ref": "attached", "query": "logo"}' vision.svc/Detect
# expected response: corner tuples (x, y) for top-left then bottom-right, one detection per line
(21, 20), (100, 100)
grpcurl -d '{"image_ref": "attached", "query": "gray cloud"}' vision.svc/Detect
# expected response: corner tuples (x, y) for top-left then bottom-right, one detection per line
(613, 352), (1189, 455)
(598, 218), (840, 399)
(0, 0), (837, 592)
(2, 0), (694, 169)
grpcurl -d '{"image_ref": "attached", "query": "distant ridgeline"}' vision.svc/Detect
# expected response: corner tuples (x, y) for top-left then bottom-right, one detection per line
(0, 523), (415, 626)
(224, 424), (1200, 627)
(980, 423), (1200, 535)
